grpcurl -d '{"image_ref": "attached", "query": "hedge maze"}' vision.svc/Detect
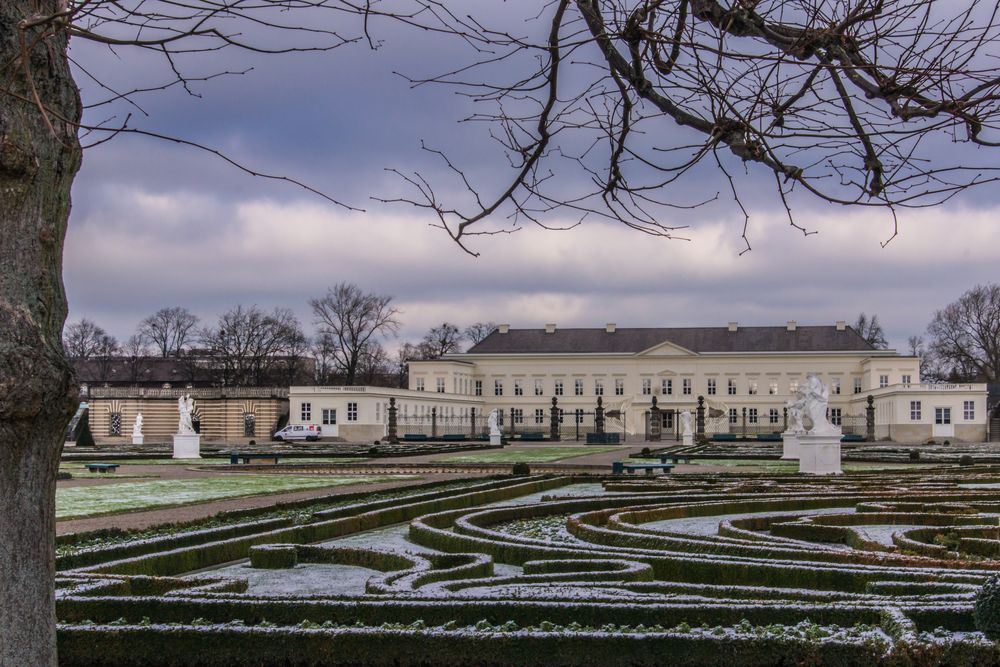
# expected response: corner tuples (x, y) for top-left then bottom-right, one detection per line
(55, 469), (1000, 665)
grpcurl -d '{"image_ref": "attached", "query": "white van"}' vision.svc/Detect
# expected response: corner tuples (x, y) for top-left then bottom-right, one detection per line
(272, 424), (322, 442)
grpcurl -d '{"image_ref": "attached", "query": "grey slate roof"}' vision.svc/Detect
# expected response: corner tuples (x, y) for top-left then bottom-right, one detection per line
(464, 326), (876, 355)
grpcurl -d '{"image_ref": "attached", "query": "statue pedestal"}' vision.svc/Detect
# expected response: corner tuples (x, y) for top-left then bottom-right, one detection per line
(682, 433), (693, 448)
(490, 434), (502, 446)
(781, 433), (800, 460)
(132, 435), (145, 445)
(798, 433), (842, 475)
(173, 434), (201, 459)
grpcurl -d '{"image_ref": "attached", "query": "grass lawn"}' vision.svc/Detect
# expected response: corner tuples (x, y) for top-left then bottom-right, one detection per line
(442, 446), (622, 464)
(56, 474), (419, 520)
(67, 457), (367, 466)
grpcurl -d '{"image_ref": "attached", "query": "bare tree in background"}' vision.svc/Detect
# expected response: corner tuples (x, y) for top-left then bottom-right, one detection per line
(926, 284), (1000, 383)
(200, 305), (307, 387)
(121, 335), (152, 384)
(310, 283), (400, 386)
(90, 332), (120, 384)
(63, 319), (110, 359)
(311, 332), (339, 385)
(394, 342), (420, 388)
(138, 307), (200, 358)
(419, 322), (464, 359)
(854, 313), (888, 350)
(6, 0), (1000, 663)
(464, 322), (497, 347)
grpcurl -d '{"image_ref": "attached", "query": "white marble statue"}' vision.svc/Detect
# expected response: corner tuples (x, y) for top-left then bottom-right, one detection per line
(785, 392), (806, 434)
(177, 394), (196, 435)
(488, 409), (501, 437)
(680, 410), (694, 436)
(802, 373), (840, 436)
(132, 413), (144, 438)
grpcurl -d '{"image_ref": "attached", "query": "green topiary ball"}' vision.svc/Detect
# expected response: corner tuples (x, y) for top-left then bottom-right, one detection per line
(511, 462), (530, 476)
(974, 574), (1000, 639)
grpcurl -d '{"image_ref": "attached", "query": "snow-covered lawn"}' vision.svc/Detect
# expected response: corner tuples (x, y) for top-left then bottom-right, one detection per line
(442, 446), (622, 464)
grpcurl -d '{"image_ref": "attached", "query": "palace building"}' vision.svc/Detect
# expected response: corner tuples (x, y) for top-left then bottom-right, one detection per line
(288, 321), (991, 443)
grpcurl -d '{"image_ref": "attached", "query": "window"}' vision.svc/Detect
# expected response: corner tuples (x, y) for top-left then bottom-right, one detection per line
(728, 408), (738, 424)
(853, 377), (863, 394)
(901, 375), (912, 386)
(595, 380), (604, 396)
(514, 379), (524, 396)
(727, 379), (736, 395)
(748, 380), (758, 396)
(494, 380), (503, 396)
(748, 408), (758, 424)
(575, 379), (584, 396)
(300, 402), (312, 421)
(436, 378), (445, 393)
(769, 408), (779, 425)
(534, 379), (544, 396)
(474, 380), (482, 397)
(789, 380), (799, 394)
(415, 378), (424, 392)
(512, 408), (524, 424)
(555, 380), (564, 396)
(322, 408), (337, 425)
(910, 401), (922, 421)
(769, 381), (778, 395)
(879, 374), (889, 388)
(558, 408), (564, 423)
(244, 413), (256, 437)
(707, 379), (717, 395)
(831, 379), (841, 395)
(574, 408), (584, 424)
(534, 409), (545, 425)
(935, 407), (951, 425)
(829, 408), (842, 426)
(662, 379), (673, 395)
(109, 412), (122, 436)
(347, 402), (358, 422)
(964, 401), (975, 421)
(682, 378), (692, 395)
(615, 379), (624, 396)
(642, 379), (651, 395)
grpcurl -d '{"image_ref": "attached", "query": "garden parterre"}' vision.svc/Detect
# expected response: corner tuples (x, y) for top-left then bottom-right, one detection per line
(54, 468), (1000, 665)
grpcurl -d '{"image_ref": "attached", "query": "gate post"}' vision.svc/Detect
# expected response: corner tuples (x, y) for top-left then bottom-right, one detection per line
(783, 406), (788, 432)
(431, 407), (437, 438)
(696, 396), (706, 439)
(866, 395), (876, 442)
(648, 396), (661, 442)
(549, 397), (560, 441)
(470, 407), (476, 438)
(386, 397), (399, 444)
(742, 407), (747, 438)
(595, 396), (605, 435)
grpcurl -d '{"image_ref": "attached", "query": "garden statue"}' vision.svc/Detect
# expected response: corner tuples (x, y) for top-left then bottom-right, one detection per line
(785, 391), (806, 434)
(132, 412), (144, 438)
(488, 409), (501, 437)
(177, 395), (196, 435)
(803, 373), (841, 436)
(680, 410), (693, 436)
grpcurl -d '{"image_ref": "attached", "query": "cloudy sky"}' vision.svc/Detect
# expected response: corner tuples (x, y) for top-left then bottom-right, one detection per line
(63, 4), (1000, 353)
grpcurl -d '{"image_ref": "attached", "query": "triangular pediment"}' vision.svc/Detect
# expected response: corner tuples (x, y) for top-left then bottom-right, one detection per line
(636, 340), (698, 357)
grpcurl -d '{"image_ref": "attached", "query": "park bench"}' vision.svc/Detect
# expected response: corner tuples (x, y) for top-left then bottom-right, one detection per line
(757, 433), (783, 442)
(84, 463), (119, 473)
(402, 434), (429, 442)
(712, 433), (738, 441)
(612, 461), (674, 475)
(586, 432), (621, 445)
(229, 453), (280, 465)
(517, 432), (546, 441)
(441, 434), (467, 441)
(841, 434), (865, 442)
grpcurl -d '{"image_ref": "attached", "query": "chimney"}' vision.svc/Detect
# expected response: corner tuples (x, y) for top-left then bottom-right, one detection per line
(835, 320), (846, 331)
(544, 323), (557, 334)
(727, 322), (739, 333)
(786, 320), (797, 332)
(498, 324), (510, 334)
(605, 323), (617, 333)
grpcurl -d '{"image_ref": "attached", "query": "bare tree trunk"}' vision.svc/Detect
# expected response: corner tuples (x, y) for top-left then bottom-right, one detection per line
(1, 3), (82, 665)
